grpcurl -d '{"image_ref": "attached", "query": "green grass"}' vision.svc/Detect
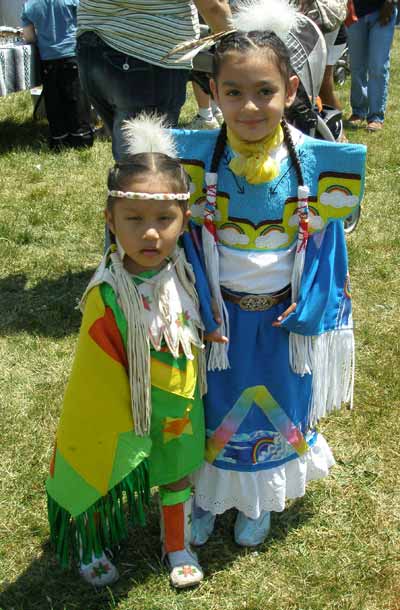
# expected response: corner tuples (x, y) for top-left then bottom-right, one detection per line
(1, 35), (400, 610)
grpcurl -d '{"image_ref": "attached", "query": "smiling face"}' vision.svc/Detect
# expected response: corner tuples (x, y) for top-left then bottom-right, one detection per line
(105, 173), (190, 275)
(210, 48), (298, 143)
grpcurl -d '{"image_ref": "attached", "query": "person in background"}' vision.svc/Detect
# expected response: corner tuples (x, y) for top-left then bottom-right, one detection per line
(189, 81), (223, 129)
(76, 0), (232, 160)
(21, 0), (93, 150)
(346, 0), (398, 132)
(189, 14), (223, 130)
(319, 25), (347, 110)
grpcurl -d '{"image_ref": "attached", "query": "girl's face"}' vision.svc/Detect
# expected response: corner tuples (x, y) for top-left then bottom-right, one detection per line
(210, 49), (298, 143)
(105, 173), (190, 275)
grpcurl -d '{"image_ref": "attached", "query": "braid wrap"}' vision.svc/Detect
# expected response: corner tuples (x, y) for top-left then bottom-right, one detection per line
(202, 123), (230, 371)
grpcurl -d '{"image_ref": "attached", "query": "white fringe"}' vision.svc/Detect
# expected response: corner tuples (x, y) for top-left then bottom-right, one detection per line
(109, 251), (152, 437)
(308, 329), (355, 428)
(289, 333), (313, 375)
(79, 247), (207, 430)
(203, 172), (230, 371)
(174, 250), (208, 396)
(289, 185), (310, 375)
(153, 250), (207, 396)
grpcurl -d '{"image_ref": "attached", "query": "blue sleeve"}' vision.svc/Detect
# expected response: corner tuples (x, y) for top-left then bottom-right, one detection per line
(181, 224), (219, 335)
(280, 221), (351, 335)
(21, 4), (33, 27)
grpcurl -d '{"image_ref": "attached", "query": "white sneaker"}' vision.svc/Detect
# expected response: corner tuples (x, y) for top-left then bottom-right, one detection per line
(213, 108), (224, 126)
(79, 552), (119, 588)
(188, 114), (220, 130)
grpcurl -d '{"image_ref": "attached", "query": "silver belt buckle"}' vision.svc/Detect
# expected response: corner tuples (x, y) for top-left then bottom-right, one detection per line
(239, 294), (274, 311)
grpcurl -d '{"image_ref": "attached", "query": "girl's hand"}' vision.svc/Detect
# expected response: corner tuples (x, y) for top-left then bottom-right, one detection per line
(272, 302), (297, 327)
(205, 297), (228, 342)
(211, 297), (222, 325)
(204, 329), (229, 343)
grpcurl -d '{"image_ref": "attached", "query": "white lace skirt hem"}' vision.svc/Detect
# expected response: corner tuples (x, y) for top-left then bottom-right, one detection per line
(192, 434), (335, 519)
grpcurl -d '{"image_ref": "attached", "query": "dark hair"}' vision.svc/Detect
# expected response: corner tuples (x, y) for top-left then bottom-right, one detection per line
(107, 152), (190, 211)
(210, 30), (303, 188)
(213, 30), (292, 88)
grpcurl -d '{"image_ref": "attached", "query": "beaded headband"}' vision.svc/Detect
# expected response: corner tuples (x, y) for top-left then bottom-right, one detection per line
(108, 190), (190, 201)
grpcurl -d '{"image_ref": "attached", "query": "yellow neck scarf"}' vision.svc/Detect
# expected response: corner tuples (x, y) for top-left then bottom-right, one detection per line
(227, 124), (284, 185)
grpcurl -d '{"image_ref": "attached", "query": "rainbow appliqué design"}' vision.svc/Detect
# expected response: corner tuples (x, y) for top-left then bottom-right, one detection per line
(205, 386), (309, 465)
(251, 436), (275, 464)
(183, 159), (362, 253)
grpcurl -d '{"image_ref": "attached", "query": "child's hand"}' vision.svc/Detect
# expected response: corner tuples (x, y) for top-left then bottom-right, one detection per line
(211, 297), (222, 325)
(205, 297), (228, 343)
(204, 329), (229, 344)
(272, 302), (297, 327)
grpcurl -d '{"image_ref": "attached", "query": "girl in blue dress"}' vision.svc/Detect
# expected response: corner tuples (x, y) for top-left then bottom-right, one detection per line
(173, 0), (366, 546)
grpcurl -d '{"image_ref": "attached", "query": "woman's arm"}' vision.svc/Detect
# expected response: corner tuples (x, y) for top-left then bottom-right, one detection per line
(22, 24), (36, 44)
(193, 0), (232, 32)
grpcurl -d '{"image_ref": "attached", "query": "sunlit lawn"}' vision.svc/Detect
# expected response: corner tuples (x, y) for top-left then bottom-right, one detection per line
(0, 33), (399, 610)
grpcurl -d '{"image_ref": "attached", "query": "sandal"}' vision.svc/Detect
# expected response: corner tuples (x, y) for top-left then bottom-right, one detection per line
(166, 548), (204, 589)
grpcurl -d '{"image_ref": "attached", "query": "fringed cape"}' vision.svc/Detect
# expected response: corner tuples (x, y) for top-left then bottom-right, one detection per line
(47, 250), (205, 566)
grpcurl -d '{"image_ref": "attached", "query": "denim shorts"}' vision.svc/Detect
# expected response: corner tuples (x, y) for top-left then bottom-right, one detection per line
(77, 32), (189, 159)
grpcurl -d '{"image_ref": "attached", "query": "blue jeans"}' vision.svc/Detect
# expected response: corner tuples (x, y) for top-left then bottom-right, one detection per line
(77, 32), (189, 160)
(346, 8), (397, 123)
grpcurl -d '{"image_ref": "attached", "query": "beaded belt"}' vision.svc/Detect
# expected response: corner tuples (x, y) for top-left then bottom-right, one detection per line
(221, 285), (291, 311)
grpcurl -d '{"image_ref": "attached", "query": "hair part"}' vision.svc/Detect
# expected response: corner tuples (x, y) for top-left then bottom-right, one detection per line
(213, 30), (292, 89)
(107, 152), (190, 212)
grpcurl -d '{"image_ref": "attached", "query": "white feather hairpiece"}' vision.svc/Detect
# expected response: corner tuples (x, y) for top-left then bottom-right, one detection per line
(232, 0), (298, 43)
(121, 113), (177, 158)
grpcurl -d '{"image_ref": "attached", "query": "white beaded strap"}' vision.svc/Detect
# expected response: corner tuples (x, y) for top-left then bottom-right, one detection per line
(108, 190), (191, 201)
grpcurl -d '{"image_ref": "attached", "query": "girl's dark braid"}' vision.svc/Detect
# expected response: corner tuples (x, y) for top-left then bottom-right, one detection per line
(210, 122), (227, 174)
(281, 119), (304, 187)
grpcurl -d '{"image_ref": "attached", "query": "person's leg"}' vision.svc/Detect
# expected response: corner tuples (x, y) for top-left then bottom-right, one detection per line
(346, 17), (369, 120)
(111, 63), (189, 158)
(78, 35), (188, 159)
(156, 66), (190, 128)
(319, 65), (342, 109)
(41, 60), (69, 148)
(60, 57), (93, 148)
(320, 32), (347, 110)
(159, 482), (204, 588)
(76, 32), (115, 140)
(190, 82), (220, 129)
(366, 8), (397, 126)
(90, 50), (158, 160)
(191, 500), (216, 546)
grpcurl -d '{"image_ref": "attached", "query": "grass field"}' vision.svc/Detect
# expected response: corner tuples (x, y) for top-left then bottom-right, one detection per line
(0, 33), (399, 610)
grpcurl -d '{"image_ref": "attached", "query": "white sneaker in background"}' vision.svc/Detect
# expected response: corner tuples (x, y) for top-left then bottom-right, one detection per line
(213, 108), (224, 125)
(188, 114), (220, 130)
